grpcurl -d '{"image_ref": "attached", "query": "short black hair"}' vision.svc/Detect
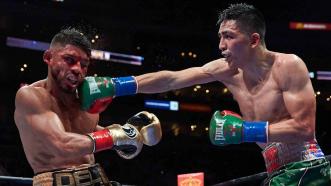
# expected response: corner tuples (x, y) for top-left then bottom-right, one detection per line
(217, 3), (266, 44)
(50, 27), (92, 57)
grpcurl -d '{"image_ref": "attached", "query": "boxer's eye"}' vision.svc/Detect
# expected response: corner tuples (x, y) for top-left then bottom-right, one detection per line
(223, 34), (233, 40)
(63, 56), (76, 65)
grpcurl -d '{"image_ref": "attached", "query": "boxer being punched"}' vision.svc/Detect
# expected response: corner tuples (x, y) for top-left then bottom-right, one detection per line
(131, 3), (331, 185)
(14, 28), (161, 186)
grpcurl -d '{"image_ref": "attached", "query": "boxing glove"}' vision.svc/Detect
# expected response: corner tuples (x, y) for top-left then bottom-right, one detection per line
(87, 123), (143, 159)
(209, 110), (268, 146)
(126, 111), (162, 146)
(79, 76), (137, 113)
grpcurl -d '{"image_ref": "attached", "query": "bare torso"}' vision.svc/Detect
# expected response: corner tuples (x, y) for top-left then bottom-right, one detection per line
(15, 80), (98, 173)
(216, 52), (307, 148)
(224, 73), (288, 149)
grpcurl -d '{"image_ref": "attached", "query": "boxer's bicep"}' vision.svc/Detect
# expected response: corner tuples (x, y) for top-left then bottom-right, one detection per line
(136, 60), (227, 93)
(281, 58), (315, 136)
(15, 87), (66, 147)
(169, 67), (215, 88)
(14, 86), (54, 132)
(202, 58), (238, 83)
(136, 67), (213, 93)
(283, 83), (315, 127)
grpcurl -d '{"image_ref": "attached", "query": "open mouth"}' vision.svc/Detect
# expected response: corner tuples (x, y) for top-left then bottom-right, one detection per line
(66, 74), (79, 86)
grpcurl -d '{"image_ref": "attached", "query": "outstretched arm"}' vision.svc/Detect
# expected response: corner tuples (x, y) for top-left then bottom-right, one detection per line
(136, 67), (212, 93)
(136, 58), (232, 93)
(268, 55), (316, 142)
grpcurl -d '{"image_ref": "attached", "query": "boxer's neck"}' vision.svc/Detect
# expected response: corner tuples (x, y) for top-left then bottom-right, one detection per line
(241, 49), (274, 84)
(45, 77), (79, 108)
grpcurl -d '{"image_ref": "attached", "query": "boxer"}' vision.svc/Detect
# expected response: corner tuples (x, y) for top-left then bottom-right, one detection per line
(131, 3), (331, 185)
(14, 28), (161, 186)
(77, 2), (331, 182)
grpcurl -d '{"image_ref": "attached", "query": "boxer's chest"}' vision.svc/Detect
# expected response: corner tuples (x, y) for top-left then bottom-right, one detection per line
(226, 76), (290, 122)
(52, 103), (97, 133)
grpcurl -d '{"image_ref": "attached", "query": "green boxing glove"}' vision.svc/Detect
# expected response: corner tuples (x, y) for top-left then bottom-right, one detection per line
(79, 76), (137, 113)
(209, 110), (268, 145)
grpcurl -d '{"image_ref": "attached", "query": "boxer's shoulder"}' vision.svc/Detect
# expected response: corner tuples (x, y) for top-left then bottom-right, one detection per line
(271, 53), (308, 92)
(29, 79), (47, 88)
(17, 82), (48, 99)
(15, 81), (52, 111)
(273, 53), (303, 68)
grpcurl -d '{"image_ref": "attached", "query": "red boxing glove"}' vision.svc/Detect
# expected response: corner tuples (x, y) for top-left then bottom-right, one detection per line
(87, 97), (113, 114)
(88, 128), (114, 152)
(87, 124), (143, 159)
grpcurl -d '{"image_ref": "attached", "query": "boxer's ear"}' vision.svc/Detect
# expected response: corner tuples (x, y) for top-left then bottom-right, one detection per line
(250, 33), (260, 48)
(43, 50), (51, 65)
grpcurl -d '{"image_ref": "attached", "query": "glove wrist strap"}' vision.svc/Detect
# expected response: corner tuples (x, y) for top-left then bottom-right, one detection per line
(111, 76), (137, 96)
(242, 121), (268, 143)
(87, 129), (114, 153)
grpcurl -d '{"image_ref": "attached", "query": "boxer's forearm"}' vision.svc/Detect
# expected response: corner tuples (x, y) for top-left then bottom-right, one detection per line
(95, 125), (105, 131)
(268, 119), (315, 142)
(53, 132), (94, 158)
(136, 71), (175, 93)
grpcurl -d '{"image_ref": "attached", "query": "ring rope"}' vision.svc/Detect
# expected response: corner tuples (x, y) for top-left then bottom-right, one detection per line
(0, 155), (330, 185)
(0, 175), (32, 184)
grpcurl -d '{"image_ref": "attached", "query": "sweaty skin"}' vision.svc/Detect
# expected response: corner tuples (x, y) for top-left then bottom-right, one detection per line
(14, 44), (105, 173)
(136, 20), (315, 148)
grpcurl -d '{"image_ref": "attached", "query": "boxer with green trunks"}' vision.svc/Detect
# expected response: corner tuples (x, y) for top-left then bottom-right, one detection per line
(128, 3), (331, 185)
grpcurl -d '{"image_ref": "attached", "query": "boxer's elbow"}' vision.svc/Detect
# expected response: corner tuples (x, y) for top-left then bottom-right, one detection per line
(297, 120), (315, 141)
(304, 127), (315, 141)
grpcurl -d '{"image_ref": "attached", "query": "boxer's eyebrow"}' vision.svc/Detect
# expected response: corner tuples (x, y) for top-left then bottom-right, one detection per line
(62, 54), (90, 67)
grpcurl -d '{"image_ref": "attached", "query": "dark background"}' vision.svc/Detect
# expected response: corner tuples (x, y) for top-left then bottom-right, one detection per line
(0, 0), (331, 185)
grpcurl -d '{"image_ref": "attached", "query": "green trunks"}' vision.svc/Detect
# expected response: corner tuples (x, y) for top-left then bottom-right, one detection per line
(263, 158), (331, 186)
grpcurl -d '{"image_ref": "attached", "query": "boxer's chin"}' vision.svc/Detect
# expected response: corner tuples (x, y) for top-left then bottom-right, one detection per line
(63, 87), (76, 94)
(60, 83), (77, 94)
